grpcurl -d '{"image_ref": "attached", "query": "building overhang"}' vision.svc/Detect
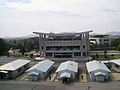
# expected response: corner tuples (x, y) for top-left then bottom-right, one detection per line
(33, 30), (93, 37)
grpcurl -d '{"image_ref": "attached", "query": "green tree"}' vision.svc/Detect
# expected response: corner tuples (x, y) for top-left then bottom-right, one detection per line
(112, 38), (120, 50)
(117, 44), (120, 51)
(0, 38), (9, 56)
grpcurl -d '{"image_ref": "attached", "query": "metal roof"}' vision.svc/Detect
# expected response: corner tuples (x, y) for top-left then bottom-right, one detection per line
(56, 61), (78, 73)
(95, 72), (106, 76)
(0, 59), (30, 71)
(0, 71), (8, 73)
(111, 59), (120, 65)
(60, 72), (71, 78)
(29, 72), (39, 75)
(26, 59), (55, 73)
(86, 60), (111, 73)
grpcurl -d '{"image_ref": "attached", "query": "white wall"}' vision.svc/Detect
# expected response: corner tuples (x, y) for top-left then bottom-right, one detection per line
(89, 69), (109, 81)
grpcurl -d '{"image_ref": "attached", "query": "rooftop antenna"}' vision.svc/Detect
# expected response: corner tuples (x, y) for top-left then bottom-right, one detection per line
(106, 26), (109, 35)
(50, 27), (54, 33)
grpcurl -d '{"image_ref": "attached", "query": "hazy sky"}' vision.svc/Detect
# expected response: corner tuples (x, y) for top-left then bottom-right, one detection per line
(0, 0), (120, 37)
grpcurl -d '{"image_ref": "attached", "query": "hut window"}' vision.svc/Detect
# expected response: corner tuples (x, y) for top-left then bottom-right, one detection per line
(24, 64), (27, 69)
(115, 64), (119, 68)
(18, 68), (21, 72)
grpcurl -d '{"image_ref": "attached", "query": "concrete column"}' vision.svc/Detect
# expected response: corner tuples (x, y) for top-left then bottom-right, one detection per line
(39, 34), (42, 57)
(81, 52), (83, 57)
(72, 53), (74, 58)
(52, 53), (54, 58)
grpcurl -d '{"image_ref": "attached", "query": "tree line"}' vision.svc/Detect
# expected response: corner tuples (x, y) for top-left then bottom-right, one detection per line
(0, 37), (39, 56)
(0, 37), (120, 56)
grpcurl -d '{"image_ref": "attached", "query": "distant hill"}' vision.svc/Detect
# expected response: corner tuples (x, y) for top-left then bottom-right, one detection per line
(90, 31), (120, 36)
(106, 31), (120, 36)
(4, 34), (38, 40)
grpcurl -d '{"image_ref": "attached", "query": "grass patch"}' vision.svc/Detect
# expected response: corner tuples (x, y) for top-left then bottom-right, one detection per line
(96, 55), (120, 61)
(11, 55), (31, 60)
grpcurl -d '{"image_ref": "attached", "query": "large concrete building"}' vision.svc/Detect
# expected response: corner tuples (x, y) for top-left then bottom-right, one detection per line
(33, 31), (92, 61)
(90, 34), (111, 46)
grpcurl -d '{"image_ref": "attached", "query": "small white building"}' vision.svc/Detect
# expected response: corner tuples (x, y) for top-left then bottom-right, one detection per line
(86, 60), (111, 82)
(26, 59), (55, 81)
(0, 59), (30, 79)
(56, 61), (78, 83)
(111, 59), (120, 72)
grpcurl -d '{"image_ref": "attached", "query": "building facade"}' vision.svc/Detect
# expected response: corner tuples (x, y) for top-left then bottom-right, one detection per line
(90, 34), (111, 46)
(33, 31), (92, 61)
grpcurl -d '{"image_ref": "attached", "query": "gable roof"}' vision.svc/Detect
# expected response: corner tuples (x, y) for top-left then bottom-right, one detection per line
(26, 59), (55, 73)
(111, 59), (120, 65)
(60, 72), (71, 78)
(86, 60), (110, 73)
(56, 61), (78, 73)
(0, 59), (30, 71)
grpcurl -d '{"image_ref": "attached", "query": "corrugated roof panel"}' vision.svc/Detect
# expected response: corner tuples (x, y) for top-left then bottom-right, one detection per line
(60, 72), (71, 78)
(29, 72), (39, 75)
(26, 59), (55, 73)
(0, 59), (30, 71)
(95, 72), (106, 76)
(56, 61), (78, 73)
(111, 59), (120, 65)
(86, 60), (110, 73)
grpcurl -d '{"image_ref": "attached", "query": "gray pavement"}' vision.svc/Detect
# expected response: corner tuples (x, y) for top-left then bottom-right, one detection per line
(0, 56), (120, 90)
(0, 56), (16, 65)
(0, 80), (120, 90)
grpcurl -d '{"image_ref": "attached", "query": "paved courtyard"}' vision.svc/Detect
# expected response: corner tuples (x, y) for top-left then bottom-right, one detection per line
(0, 80), (120, 90)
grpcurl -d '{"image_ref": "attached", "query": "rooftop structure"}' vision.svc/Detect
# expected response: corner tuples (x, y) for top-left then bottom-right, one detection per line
(26, 59), (55, 73)
(111, 59), (120, 72)
(26, 59), (55, 81)
(86, 60), (110, 81)
(0, 59), (30, 79)
(111, 59), (120, 66)
(86, 60), (110, 73)
(56, 61), (78, 81)
(0, 59), (30, 71)
(33, 30), (92, 61)
(56, 61), (78, 73)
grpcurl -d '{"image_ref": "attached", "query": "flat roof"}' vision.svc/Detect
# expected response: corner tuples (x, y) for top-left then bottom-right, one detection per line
(33, 30), (93, 36)
(86, 60), (110, 73)
(0, 59), (31, 71)
(26, 59), (55, 73)
(56, 61), (78, 73)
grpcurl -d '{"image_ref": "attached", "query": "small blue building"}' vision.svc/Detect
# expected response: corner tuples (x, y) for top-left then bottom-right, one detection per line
(26, 59), (54, 81)
(86, 60), (111, 82)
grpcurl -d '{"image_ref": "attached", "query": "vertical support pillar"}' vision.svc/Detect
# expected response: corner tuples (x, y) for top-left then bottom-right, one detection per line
(72, 53), (74, 58)
(52, 53), (54, 58)
(81, 52), (83, 57)
(39, 34), (42, 57)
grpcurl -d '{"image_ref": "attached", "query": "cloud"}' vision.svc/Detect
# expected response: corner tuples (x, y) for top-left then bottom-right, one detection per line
(0, 0), (31, 4)
(0, 0), (120, 37)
